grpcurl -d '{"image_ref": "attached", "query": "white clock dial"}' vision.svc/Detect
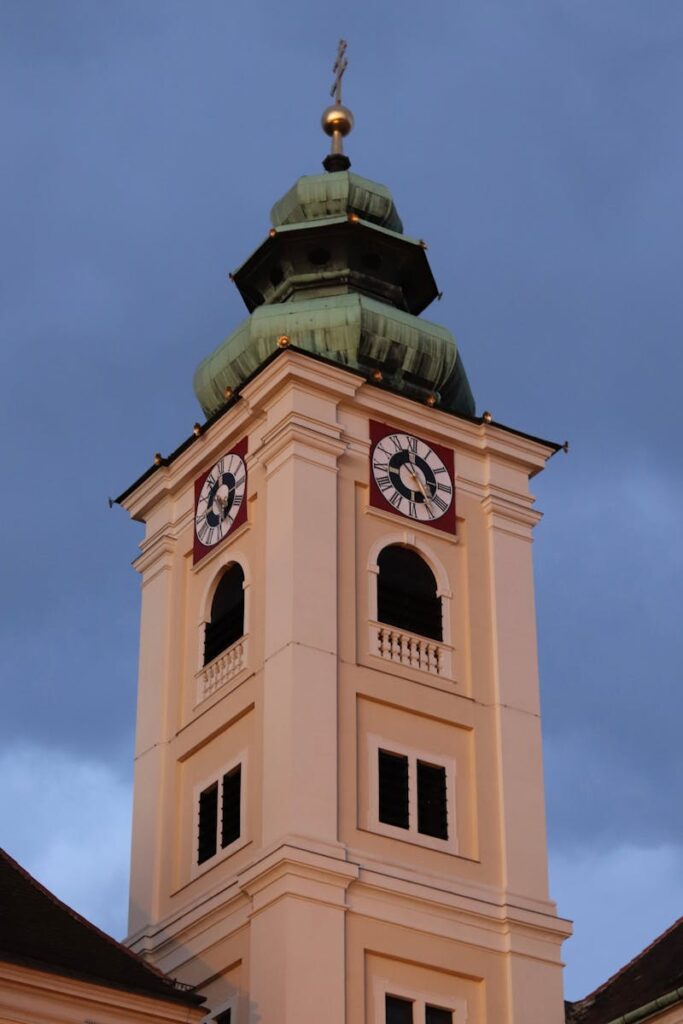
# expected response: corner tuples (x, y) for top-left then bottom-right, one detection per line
(195, 453), (246, 547)
(371, 432), (453, 522)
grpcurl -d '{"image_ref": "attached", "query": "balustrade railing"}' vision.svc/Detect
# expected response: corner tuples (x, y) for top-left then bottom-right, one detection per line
(198, 639), (245, 703)
(372, 623), (444, 676)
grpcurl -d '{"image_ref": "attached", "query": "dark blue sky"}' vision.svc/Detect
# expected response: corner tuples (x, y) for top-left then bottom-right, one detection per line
(1, 0), (681, 1000)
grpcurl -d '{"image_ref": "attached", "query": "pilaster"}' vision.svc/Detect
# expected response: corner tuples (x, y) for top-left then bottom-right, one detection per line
(481, 470), (550, 906)
(255, 375), (347, 850)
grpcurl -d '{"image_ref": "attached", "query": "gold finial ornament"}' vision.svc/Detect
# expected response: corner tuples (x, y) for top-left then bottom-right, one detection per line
(322, 39), (354, 172)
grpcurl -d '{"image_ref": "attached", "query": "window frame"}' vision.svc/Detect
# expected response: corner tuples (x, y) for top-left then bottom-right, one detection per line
(195, 554), (251, 708)
(366, 734), (458, 855)
(192, 751), (248, 877)
(202, 562), (246, 667)
(373, 976), (468, 1024)
(206, 997), (238, 1024)
(365, 533), (455, 682)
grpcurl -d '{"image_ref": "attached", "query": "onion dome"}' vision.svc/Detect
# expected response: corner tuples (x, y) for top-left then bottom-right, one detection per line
(271, 171), (403, 234)
(193, 46), (475, 421)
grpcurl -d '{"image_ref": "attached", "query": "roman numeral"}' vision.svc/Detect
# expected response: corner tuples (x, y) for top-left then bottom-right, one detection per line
(432, 495), (448, 513)
(233, 494), (243, 507)
(407, 435), (418, 454)
(374, 461), (389, 472)
(408, 500), (418, 518)
(433, 465), (448, 475)
(389, 435), (402, 452)
(388, 491), (403, 509)
(376, 475), (392, 491)
(437, 482), (451, 493)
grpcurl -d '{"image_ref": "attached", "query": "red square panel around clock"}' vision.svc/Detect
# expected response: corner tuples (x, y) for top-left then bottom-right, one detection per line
(193, 436), (248, 565)
(369, 420), (456, 535)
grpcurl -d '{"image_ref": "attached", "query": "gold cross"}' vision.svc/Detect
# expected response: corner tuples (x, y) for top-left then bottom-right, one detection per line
(330, 39), (348, 104)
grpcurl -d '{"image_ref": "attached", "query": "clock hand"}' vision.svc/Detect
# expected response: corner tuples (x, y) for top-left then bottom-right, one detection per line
(408, 469), (434, 511)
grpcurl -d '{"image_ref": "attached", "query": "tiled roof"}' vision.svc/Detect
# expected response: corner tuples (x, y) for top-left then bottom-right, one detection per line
(566, 916), (683, 1023)
(0, 848), (203, 1007)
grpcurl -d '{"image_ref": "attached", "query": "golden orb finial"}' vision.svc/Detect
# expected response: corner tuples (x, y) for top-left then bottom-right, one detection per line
(322, 39), (353, 173)
(321, 104), (354, 139)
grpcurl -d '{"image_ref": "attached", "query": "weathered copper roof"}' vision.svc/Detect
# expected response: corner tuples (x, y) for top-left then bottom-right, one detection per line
(194, 293), (474, 418)
(193, 163), (475, 421)
(270, 170), (403, 232)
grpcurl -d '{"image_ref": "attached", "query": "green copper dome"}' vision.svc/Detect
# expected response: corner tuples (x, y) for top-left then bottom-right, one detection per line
(193, 165), (475, 420)
(270, 171), (403, 233)
(194, 293), (473, 418)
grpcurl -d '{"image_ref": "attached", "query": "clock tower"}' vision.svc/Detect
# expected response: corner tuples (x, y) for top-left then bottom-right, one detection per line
(117, 58), (570, 1024)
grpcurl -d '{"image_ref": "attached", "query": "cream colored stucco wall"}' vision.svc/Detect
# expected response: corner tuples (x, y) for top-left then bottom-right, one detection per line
(123, 351), (570, 1023)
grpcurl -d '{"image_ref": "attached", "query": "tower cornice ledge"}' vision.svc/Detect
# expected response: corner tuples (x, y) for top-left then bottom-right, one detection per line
(480, 490), (543, 535)
(242, 348), (363, 414)
(238, 842), (359, 917)
(257, 418), (348, 478)
(133, 532), (177, 580)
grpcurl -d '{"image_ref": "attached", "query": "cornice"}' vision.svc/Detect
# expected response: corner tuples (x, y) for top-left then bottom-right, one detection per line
(127, 840), (357, 960)
(480, 490), (542, 536)
(255, 412), (348, 478)
(238, 842), (358, 911)
(241, 349), (363, 414)
(351, 386), (555, 475)
(348, 867), (571, 951)
(119, 352), (555, 526)
(0, 960), (204, 1022)
(133, 532), (177, 579)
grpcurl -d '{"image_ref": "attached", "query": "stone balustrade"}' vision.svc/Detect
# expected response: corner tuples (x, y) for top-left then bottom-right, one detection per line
(198, 639), (246, 703)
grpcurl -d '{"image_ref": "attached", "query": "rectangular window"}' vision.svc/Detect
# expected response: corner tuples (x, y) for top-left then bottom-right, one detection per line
(197, 782), (218, 864)
(196, 761), (244, 867)
(426, 1007), (452, 1024)
(386, 994), (413, 1024)
(379, 750), (409, 829)
(417, 761), (448, 840)
(221, 765), (241, 847)
(368, 736), (456, 853)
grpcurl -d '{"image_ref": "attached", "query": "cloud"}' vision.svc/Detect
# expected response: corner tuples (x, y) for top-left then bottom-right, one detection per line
(0, 743), (131, 940)
(538, 463), (683, 847)
(550, 841), (683, 1001)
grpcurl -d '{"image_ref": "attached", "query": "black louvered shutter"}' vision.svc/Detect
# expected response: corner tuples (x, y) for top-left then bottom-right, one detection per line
(198, 783), (218, 864)
(221, 764), (241, 848)
(378, 750), (409, 829)
(417, 761), (448, 840)
(426, 1007), (452, 1024)
(386, 995), (413, 1024)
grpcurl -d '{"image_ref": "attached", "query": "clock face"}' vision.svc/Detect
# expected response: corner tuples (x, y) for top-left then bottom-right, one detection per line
(193, 439), (248, 564)
(369, 422), (455, 533)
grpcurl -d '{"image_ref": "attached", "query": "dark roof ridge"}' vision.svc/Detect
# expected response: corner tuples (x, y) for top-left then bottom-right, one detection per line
(574, 914), (683, 1007)
(0, 847), (203, 1006)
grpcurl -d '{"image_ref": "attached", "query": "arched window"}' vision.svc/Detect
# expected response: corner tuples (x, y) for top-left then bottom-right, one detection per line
(204, 564), (245, 665)
(377, 545), (442, 642)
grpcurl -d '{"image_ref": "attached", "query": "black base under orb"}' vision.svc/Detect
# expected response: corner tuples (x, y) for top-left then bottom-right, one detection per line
(323, 153), (351, 173)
